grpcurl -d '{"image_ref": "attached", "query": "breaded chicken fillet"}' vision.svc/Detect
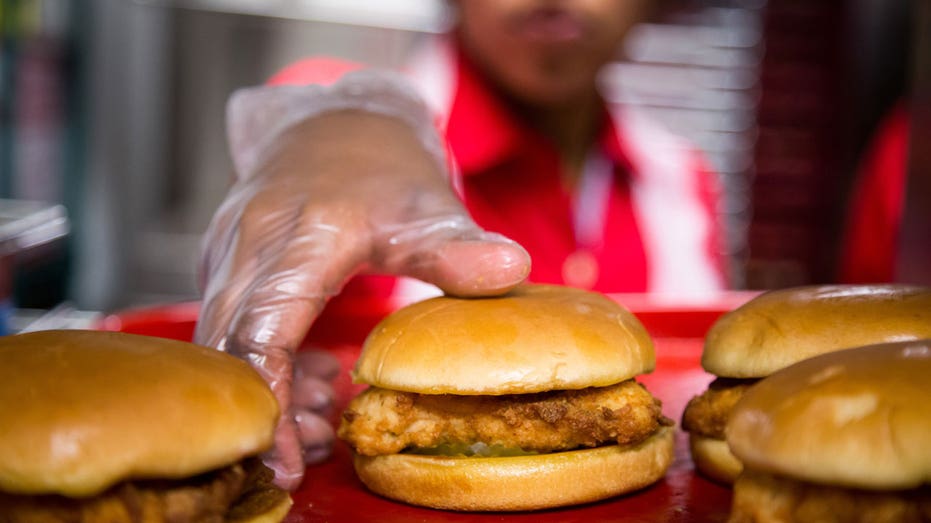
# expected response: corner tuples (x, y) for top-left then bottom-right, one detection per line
(681, 377), (756, 440)
(339, 379), (672, 457)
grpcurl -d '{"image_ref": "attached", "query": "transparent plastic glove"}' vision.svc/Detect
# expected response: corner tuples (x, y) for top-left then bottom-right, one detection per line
(194, 71), (531, 491)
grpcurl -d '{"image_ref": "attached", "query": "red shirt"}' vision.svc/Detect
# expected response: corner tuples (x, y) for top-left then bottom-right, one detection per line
(444, 47), (648, 290)
(267, 39), (725, 295)
(839, 102), (908, 283)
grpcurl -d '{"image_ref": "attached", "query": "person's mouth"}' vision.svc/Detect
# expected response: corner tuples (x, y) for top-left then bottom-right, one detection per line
(514, 7), (586, 43)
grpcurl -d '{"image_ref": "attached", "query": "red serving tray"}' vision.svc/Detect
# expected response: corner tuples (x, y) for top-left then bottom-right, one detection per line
(97, 291), (756, 523)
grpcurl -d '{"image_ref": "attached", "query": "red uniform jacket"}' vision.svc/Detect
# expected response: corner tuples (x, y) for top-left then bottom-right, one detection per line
(266, 37), (726, 300)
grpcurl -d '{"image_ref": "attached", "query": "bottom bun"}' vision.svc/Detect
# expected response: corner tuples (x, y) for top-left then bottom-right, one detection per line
(0, 460), (291, 523)
(689, 434), (743, 485)
(227, 461), (293, 523)
(228, 488), (292, 523)
(730, 469), (929, 523)
(230, 494), (292, 523)
(352, 426), (674, 512)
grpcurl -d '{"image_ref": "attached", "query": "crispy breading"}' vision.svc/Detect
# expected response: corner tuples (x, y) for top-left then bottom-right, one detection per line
(681, 377), (757, 439)
(338, 380), (672, 456)
(730, 470), (931, 523)
(0, 459), (275, 523)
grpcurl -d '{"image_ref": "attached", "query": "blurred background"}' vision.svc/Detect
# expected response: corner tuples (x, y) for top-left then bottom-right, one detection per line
(0, 0), (925, 318)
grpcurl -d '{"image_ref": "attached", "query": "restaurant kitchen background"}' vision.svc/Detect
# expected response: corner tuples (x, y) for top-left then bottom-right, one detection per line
(0, 0), (925, 320)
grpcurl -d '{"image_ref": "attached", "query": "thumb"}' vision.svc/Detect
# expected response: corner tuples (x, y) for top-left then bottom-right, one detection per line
(384, 229), (531, 297)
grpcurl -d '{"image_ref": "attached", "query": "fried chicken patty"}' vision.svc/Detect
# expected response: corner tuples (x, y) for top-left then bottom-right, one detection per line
(338, 379), (672, 456)
(730, 470), (931, 523)
(0, 459), (282, 523)
(681, 377), (757, 439)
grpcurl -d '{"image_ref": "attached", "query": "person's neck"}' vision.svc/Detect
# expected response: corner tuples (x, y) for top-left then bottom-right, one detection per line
(513, 92), (603, 188)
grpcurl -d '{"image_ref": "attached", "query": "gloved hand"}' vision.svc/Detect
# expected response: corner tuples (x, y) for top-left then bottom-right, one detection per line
(194, 71), (531, 491)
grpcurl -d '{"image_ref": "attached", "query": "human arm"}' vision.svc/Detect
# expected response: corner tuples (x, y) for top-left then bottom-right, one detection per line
(193, 70), (530, 491)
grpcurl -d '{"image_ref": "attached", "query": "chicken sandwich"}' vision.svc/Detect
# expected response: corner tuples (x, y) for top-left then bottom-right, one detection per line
(0, 329), (291, 522)
(726, 341), (931, 522)
(338, 284), (674, 511)
(681, 284), (931, 485)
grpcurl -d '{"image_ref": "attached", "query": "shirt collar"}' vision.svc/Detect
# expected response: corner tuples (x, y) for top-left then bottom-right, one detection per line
(445, 41), (634, 177)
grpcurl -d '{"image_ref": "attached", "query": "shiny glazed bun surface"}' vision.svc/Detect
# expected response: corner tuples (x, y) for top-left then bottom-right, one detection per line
(726, 340), (931, 490)
(354, 284), (656, 394)
(702, 284), (931, 378)
(0, 329), (279, 498)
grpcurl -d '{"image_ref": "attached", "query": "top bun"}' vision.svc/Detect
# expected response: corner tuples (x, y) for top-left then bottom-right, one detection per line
(0, 330), (279, 497)
(353, 284), (654, 394)
(726, 340), (931, 489)
(702, 284), (931, 377)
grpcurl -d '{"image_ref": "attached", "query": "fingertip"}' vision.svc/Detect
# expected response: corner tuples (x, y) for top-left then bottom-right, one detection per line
(303, 446), (333, 465)
(295, 350), (342, 381)
(266, 416), (306, 491)
(264, 449), (305, 492)
(295, 411), (336, 465)
(269, 465), (304, 492)
(292, 376), (335, 412)
(434, 237), (531, 297)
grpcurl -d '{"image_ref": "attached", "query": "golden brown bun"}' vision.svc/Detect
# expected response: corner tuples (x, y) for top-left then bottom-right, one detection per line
(688, 433), (742, 485)
(228, 460), (295, 523)
(230, 492), (293, 523)
(703, 284), (931, 377)
(730, 469), (929, 523)
(352, 426), (674, 511)
(0, 330), (280, 498)
(726, 340), (931, 490)
(353, 284), (655, 394)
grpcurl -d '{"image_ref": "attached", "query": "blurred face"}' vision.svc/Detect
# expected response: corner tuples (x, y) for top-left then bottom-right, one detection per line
(454, 0), (654, 108)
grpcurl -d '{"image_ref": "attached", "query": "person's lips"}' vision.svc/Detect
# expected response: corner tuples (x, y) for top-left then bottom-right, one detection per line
(513, 7), (586, 43)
